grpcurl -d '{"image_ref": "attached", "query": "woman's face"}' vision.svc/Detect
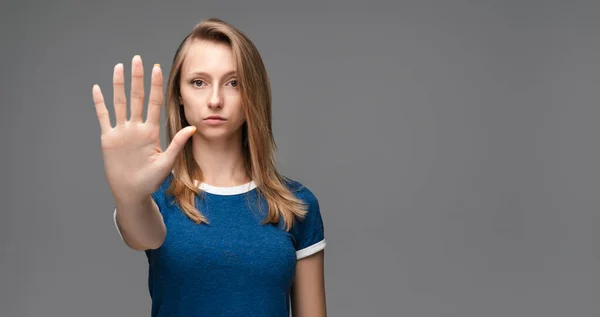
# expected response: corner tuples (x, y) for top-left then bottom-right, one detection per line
(178, 40), (245, 140)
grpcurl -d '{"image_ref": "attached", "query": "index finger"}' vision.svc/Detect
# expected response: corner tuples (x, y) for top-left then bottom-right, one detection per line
(145, 64), (163, 126)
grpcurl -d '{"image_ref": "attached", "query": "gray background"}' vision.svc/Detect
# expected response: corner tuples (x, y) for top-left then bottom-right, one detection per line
(2, 0), (600, 316)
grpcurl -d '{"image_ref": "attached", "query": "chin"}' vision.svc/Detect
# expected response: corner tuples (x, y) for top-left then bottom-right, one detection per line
(197, 129), (233, 139)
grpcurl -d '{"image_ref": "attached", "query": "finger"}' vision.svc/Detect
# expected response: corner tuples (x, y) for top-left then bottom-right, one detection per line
(113, 63), (127, 125)
(161, 126), (196, 166)
(92, 84), (112, 134)
(146, 63), (163, 126)
(130, 55), (144, 123)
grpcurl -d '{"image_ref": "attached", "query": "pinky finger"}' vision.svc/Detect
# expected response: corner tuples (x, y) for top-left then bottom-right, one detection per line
(92, 84), (112, 134)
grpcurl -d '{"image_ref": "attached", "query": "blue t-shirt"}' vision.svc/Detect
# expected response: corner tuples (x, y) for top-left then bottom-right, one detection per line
(113, 173), (326, 316)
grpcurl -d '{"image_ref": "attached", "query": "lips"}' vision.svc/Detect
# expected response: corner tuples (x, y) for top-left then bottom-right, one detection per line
(204, 116), (226, 120)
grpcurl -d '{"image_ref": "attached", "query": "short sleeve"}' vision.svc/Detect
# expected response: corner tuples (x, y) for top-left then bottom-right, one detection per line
(290, 184), (326, 260)
(113, 173), (172, 240)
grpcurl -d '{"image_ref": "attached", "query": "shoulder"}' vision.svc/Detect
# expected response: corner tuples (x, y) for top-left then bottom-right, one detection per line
(154, 172), (175, 194)
(281, 176), (319, 206)
(281, 176), (326, 256)
(152, 172), (176, 205)
(162, 171), (176, 190)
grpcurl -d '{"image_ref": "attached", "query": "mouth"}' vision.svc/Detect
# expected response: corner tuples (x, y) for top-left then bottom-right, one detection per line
(204, 116), (226, 121)
(203, 116), (227, 125)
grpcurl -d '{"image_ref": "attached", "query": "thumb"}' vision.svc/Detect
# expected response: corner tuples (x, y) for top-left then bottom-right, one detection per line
(161, 126), (196, 166)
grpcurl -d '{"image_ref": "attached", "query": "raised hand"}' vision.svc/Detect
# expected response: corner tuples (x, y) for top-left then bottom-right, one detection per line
(92, 55), (196, 204)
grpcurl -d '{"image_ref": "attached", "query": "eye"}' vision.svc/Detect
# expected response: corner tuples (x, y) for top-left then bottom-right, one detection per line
(192, 80), (205, 87)
(229, 80), (238, 87)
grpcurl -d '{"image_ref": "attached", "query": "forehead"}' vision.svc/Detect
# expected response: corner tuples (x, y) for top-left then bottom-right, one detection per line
(181, 40), (236, 75)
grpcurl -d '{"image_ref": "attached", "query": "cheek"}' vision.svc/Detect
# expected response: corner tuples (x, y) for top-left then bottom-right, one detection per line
(181, 87), (204, 103)
(180, 103), (201, 123)
(239, 105), (246, 121)
(224, 94), (243, 113)
(233, 102), (245, 121)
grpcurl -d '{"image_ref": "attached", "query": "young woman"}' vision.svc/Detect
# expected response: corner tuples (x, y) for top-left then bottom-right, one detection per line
(92, 18), (327, 316)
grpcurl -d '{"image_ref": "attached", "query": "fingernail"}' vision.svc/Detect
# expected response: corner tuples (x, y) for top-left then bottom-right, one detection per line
(154, 63), (160, 68)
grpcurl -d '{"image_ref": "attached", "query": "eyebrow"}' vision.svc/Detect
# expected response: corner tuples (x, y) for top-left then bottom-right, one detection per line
(188, 70), (237, 78)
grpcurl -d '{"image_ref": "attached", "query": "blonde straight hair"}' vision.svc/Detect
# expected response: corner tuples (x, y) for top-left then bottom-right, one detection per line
(163, 17), (307, 231)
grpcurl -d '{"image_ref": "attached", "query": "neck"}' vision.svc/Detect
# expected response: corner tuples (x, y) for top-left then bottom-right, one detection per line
(191, 131), (251, 187)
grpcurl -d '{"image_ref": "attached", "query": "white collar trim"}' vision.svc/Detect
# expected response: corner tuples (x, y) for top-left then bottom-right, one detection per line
(193, 179), (257, 195)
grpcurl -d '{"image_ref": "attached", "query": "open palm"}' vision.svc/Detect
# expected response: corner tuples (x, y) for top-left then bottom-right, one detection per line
(92, 55), (195, 203)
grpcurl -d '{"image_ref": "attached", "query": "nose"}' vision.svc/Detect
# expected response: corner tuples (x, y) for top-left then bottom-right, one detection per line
(208, 87), (223, 109)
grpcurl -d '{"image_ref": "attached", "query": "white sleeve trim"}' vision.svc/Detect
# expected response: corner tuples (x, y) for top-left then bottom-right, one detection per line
(113, 208), (124, 240)
(296, 239), (326, 260)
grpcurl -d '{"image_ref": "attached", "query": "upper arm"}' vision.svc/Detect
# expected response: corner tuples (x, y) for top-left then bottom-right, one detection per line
(291, 184), (326, 260)
(291, 250), (327, 317)
(289, 182), (327, 316)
